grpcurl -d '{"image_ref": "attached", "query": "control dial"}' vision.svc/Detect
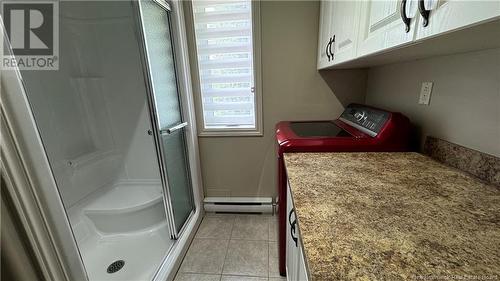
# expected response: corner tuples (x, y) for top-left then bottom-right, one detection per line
(354, 111), (367, 122)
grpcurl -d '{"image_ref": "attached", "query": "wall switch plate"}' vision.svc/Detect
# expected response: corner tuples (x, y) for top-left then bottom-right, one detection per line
(419, 82), (433, 105)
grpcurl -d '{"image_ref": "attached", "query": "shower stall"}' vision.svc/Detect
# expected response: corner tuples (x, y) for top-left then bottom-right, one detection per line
(1, 1), (202, 280)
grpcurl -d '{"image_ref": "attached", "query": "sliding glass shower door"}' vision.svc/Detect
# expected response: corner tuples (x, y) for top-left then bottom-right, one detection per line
(138, 0), (195, 238)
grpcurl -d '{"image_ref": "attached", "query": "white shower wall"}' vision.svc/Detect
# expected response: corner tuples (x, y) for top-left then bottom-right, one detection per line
(22, 2), (160, 208)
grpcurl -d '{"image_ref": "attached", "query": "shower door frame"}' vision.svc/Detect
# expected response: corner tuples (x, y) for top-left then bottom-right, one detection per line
(0, 0), (204, 280)
(134, 0), (195, 240)
(137, 0), (205, 278)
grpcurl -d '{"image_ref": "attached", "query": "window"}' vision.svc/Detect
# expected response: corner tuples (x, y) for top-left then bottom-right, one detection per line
(190, 0), (262, 136)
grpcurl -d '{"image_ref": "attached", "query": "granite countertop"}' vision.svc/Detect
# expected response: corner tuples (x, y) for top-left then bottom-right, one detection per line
(284, 152), (500, 281)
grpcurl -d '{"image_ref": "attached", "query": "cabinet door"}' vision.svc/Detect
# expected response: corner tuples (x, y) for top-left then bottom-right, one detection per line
(317, 0), (334, 69)
(286, 181), (298, 281)
(357, 0), (418, 57)
(297, 243), (309, 281)
(416, 0), (500, 40)
(330, 1), (362, 65)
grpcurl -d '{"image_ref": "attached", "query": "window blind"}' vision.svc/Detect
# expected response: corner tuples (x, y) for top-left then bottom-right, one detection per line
(192, 0), (256, 129)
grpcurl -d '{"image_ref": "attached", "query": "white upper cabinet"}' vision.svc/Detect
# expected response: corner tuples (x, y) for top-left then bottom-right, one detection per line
(317, 0), (334, 69)
(317, 0), (500, 70)
(357, 0), (418, 57)
(416, 0), (500, 40)
(331, 1), (363, 64)
(317, 1), (361, 68)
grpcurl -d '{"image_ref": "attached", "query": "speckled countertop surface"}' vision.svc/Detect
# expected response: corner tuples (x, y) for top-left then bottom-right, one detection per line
(284, 152), (500, 281)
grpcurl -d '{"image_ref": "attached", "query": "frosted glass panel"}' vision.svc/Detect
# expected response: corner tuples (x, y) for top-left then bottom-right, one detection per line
(140, 0), (181, 129)
(161, 130), (193, 232)
(140, 0), (194, 235)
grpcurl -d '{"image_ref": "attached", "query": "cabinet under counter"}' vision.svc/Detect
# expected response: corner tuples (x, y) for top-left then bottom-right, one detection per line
(284, 152), (500, 281)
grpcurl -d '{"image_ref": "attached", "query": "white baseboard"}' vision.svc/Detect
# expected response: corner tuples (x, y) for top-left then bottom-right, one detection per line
(203, 197), (273, 214)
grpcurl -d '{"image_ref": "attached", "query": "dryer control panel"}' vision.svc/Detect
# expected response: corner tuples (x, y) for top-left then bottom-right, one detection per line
(338, 104), (390, 137)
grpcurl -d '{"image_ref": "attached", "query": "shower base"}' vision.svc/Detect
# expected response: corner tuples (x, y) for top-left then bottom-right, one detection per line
(68, 181), (173, 281)
(80, 223), (171, 281)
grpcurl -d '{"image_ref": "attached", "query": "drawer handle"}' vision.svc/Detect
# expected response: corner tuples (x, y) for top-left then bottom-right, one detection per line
(289, 208), (298, 247)
(400, 0), (411, 33)
(288, 208), (294, 225)
(291, 219), (298, 247)
(418, 0), (430, 27)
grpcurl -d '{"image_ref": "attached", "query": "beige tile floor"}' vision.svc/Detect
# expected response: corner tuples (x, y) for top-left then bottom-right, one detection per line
(175, 213), (285, 281)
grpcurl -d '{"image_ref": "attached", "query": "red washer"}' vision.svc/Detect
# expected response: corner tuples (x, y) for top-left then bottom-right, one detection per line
(275, 104), (411, 276)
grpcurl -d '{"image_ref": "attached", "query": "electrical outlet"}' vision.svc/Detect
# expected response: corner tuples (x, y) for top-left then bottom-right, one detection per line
(419, 82), (433, 105)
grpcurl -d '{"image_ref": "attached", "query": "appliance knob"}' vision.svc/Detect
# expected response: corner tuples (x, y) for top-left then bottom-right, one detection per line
(355, 111), (366, 122)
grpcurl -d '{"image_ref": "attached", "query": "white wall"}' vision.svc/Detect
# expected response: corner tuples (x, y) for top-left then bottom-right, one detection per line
(187, 1), (366, 198)
(365, 48), (500, 157)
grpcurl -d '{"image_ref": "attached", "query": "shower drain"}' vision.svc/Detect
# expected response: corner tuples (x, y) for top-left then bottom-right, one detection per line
(107, 260), (125, 274)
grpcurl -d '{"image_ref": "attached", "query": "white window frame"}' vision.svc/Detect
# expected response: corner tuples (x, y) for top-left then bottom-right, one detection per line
(186, 0), (263, 137)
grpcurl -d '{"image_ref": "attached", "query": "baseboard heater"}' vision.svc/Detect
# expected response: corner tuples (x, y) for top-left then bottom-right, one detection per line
(204, 197), (274, 214)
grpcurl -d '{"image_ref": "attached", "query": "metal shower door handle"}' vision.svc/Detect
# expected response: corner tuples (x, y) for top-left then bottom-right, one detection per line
(160, 122), (188, 135)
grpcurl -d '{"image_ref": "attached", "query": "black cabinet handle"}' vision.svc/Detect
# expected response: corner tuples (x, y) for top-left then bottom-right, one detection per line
(418, 0), (430, 27)
(329, 35), (335, 61)
(326, 38), (332, 62)
(400, 0), (411, 33)
(288, 208), (298, 246)
(290, 216), (298, 247)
